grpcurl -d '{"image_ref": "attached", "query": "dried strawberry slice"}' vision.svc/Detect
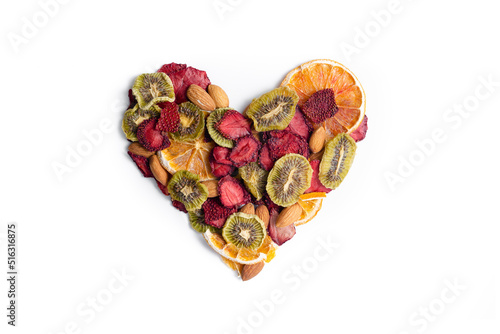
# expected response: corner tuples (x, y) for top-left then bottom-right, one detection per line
(268, 209), (296, 246)
(203, 198), (237, 228)
(258, 144), (274, 171)
(212, 146), (233, 166)
(209, 156), (235, 178)
(156, 102), (180, 133)
(267, 131), (309, 161)
(127, 151), (153, 178)
(229, 135), (261, 168)
(172, 199), (188, 213)
(158, 63), (210, 104)
(127, 89), (137, 109)
(218, 176), (251, 208)
(137, 118), (170, 151)
(350, 115), (368, 142)
(215, 110), (251, 140)
(302, 89), (338, 124)
(284, 106), (313, 140)
(305, 160), (332, 194)
(156, 181), (169, 196)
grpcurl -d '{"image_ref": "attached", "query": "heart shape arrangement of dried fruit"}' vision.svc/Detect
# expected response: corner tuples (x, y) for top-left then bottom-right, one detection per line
(122, 60), (368, 281)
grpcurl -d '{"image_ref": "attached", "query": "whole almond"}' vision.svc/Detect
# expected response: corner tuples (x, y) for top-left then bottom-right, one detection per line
(255, 205), (270, 228)
(309, 127), (327, 153)
(240, 203), (255, 215)
(207, 85), (229, 108)
(241, 261), (265, 281)
(276, 203), (302, 228)
(149, 155), (168, 186)
(128, 142), (155, 158)
(187, 85), (216, 111)
(201, 180), (219, 198)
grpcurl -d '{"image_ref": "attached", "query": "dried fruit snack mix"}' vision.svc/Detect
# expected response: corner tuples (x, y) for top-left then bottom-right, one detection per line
(122, 60), (367, 281)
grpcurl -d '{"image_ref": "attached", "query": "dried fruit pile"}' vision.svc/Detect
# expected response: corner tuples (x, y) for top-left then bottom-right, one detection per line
(122, 60), (367, 281)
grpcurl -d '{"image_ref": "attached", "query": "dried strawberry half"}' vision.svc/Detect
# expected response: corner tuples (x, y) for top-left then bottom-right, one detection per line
(268, 209), (296, 246)
(209, 156), (235, 178)
(267, 131), (310, 161)
(156, 101), (180, 133)
(284, 106), (313, 140)
(305, 160), (332, 194)
(158, 63), (210, 104)
(215, 110), (251, 140)
(229, 135), (261, 168)
(259, 144), (274, 171)
(127, 151), (153, 178)
(172, 199), (188, 213)
(212, 146), (233, 166)
(302, 89), (338, 124)
(203, 198), (238, 228)
(350, 115), (368, 142)
(218, 176), (251, 208)
(137, 118), (171, 151)
(156, 181), (169, 196)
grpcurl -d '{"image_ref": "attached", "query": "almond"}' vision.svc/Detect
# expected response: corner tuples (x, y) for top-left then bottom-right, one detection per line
(276, 203), (302, 228)
(240, 203), (255, 215)
(241, 261), (265, 281)
(255, 205), (270, 228)
(201, 180), (219, 198)
(207, 85), (229, 108)
(187, 84), (216, 111)
(309, 127), (326, 153)
(149, 155), (168, 186)
(128, 142), (155, 158)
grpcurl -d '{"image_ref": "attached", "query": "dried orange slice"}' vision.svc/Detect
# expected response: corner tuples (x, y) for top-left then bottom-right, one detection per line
(220, 236), (277, 276)
(158, 136), (215, 181)
(295, 192), (326, 226)
(203, 230), (267, 265)
(281, 59), (366, 140)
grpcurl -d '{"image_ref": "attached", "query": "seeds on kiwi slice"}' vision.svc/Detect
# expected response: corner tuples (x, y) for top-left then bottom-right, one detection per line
(132, 73), (175, 110)
(246, 86), (299, 132)
(168, 170), (208, 211)
(189, 209), (221, 234)
(170, 102), (205, 142)
(206, 108), (234, 148)
(266, 153), (313, 207)
(319, 133), (356, 190)
(239, 162), (268, 201)
(222, 213), (266, 250)
(122, 105), (159, 141)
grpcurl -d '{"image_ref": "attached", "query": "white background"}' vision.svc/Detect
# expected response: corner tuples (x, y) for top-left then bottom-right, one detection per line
(1, 0), (500, 333)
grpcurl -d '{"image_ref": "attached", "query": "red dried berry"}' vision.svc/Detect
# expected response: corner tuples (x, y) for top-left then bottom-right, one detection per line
(137, 118), (171, 151)
(172, 199), (188, 213)
(267, 131), (310, 161)
(229, 135), (261, 168)
(212, 146), (233, 166)
(215, 110), (252, 140)
(127, 151), (153, 178)
(127, 89), (137, 109)
(350, 115), (368, 142)
(305, 160), (332, 194)
(268, 209), (296, 246)
(285, 106), (313, 140)
(158, 63), (210, 104)
(218, 176), (251, 208)
(209, 156), (235, 178)
(302, 89), (338, 124)
(156, 181), (169, 196)
(156, 102), (180, 133)
(258, 144), (274, 171)
(203, 198), (238, 228)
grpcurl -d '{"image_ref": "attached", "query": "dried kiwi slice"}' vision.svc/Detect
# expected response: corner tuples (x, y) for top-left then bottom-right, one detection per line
(266, 154), (313, 207)
(206, 108), (234, 148)
(170, 102), (205, 142)
(189, 210), (221, 234)
(246, 87), (299, 131)
(132, 73), (175, 110)
(168, 170), (208, 211)
(319, 133), (356, 190)
(122, 105), (159, 141)
(222, 213), (266, 250)
(239, 162), (268, 201)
